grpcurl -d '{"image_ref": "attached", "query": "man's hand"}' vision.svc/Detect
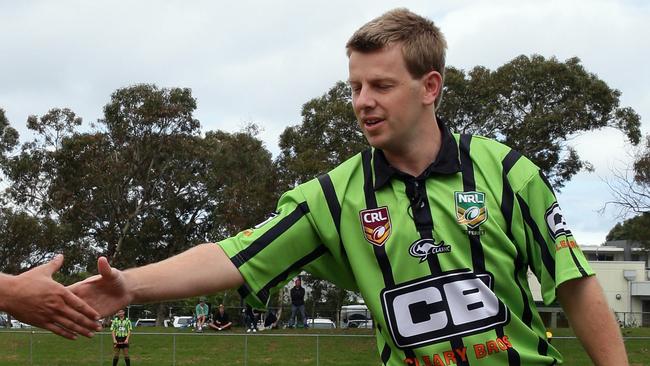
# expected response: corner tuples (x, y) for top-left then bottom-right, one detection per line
(2, 255), (101, 340)
(68, 257), (133, 318)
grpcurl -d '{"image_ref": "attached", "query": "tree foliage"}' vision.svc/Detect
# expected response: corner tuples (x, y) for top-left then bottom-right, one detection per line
(439, 55), (641, 189)
(606, 213), (650, 247)
(276, 81), (367, 188)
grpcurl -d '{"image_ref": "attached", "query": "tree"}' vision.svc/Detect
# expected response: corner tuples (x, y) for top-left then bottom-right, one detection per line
(276, 81), (367, 188)
(606, 213), (650, 247)
(439, 55), (641, 189)
(0, 108), (20, 165)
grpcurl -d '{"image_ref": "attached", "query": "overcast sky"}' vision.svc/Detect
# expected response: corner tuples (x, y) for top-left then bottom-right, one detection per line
(1, 0), (648, 245)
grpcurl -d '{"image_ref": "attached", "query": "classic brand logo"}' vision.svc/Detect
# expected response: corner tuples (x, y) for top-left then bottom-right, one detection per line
(360, 207), (392, 246)
(409, 238), (452, 262)
(455, 191), (488, 229)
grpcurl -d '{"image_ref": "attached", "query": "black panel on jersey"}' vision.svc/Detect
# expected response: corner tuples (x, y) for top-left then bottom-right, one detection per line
(516, 195), (556, 282)
(362, 148), (395, 288)
(231, 202), (310, 268)
(459, 134), (486, 274)
(256, 245), (328, 304)
(381, 343), (391, 365)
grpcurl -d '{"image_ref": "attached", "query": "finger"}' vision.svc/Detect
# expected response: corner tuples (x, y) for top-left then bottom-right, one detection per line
(62, 290), (101, 324)
(51, 314), (96, 338)
(42, 322), (77, 340)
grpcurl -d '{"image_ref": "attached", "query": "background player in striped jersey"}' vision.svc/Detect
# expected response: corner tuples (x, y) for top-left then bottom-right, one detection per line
(70, 8), (628, 365)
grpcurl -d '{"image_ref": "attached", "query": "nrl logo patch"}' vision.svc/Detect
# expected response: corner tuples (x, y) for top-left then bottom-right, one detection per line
(455, 191), (488, 229)
(359, 207), (391, 246)
(409, 238), (452, 262)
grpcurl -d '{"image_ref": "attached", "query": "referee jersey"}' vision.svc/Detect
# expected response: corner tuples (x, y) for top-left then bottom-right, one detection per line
(219, 119), (592, 365)
(111, 318), (132, 338)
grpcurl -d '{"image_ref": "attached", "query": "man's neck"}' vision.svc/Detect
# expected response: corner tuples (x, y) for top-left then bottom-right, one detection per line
(383, 117), (442, 177)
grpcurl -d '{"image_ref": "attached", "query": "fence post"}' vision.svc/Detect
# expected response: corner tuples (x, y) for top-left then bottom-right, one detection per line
(100, 332), (103, 366)
(173, 334), (176, 366)
(316, 334), (320, 366)
(244, 334), (248, 366)
(29, 331), (33, 365)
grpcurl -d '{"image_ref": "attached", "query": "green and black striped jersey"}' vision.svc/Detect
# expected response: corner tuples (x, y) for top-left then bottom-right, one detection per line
(111, 318), (132, 338)
(219, 120), (592, 365)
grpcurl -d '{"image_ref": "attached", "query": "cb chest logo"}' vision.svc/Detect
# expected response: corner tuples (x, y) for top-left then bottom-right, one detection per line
(381, 271), (508, 348)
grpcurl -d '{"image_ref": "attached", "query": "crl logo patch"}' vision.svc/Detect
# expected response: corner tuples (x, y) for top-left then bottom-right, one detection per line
(455, 191), (488, 229)
(360, 207), (392, 246)
(409, 239), (451, 262)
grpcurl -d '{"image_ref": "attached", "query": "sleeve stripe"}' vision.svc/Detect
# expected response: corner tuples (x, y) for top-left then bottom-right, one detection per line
(231, 201), (310, 268)
(380, 342), (391, 365)
(569, 247), (589, 277)
(255, 245), (329, 304)
(318, 174), (341, 236)
(516, 194), (556, 282)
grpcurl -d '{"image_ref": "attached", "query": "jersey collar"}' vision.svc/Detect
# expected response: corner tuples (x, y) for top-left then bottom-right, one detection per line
(373, 117), (460, 190)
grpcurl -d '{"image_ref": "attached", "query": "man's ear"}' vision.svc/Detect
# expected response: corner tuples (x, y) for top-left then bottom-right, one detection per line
(421, 70), (443, 106)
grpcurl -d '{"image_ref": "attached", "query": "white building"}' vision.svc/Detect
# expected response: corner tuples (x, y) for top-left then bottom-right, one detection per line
(529, 240), (650, 327)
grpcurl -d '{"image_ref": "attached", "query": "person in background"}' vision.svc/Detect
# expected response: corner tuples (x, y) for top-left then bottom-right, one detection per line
(287, 277), (307, 328)
(111, 309), (132, 366)
(208, 304), (232, 331)
(195, 297), (209, 332)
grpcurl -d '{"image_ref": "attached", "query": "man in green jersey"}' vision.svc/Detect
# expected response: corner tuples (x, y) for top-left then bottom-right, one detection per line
(71, 8), (627, 365)
(111, 309), (132, 366)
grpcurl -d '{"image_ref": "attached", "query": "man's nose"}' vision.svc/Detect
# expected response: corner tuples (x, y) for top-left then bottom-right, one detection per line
(354, 87), (376, 110)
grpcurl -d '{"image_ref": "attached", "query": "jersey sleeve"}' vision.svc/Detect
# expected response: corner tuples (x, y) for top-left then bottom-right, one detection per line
(515, 170), (594, 305)
(217, 182), (356, 308)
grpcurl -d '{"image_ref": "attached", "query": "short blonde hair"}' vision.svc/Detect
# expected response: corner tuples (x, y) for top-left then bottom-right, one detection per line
(346, 8), (447, 107)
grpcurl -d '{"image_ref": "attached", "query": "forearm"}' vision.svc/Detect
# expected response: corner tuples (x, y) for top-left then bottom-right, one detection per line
(0, 274), (13, 310)
(557, 276), (628, 365)
(124, 243), (243, 304)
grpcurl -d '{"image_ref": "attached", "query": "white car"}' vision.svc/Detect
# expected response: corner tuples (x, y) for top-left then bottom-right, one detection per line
(134, 318), (156, 327)
(10, 319), (31, 329)
(307, 318), (336, 329)
(164, 316), (194, 328)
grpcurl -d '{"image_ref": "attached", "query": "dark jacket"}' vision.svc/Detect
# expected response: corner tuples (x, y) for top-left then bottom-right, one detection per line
(290, 286), (305, 306)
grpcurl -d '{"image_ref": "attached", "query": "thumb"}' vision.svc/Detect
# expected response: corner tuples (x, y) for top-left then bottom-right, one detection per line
(97, 256), (115, 279)
(41, 254), (64, 275)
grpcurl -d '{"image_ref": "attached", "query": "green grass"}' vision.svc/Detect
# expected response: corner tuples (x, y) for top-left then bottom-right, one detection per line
(1, 327), (649, 365)
(0, 327), (378, 366)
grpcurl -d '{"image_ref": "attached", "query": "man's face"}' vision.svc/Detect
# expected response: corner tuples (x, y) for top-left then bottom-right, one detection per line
(219, 305), (225, 314)
(348, 43), (434, 154)
(295, 279), (301, 287)
(117, 310), (125, 319)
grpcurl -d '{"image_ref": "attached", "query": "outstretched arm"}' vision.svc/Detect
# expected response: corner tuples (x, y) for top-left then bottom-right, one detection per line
(0, 255), (101, 340)
(557, 276), (628, 365)
(69, 243), (243, 317)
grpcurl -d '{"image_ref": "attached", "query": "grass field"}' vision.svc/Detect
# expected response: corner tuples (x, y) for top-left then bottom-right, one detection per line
(0, 327), (648, 365)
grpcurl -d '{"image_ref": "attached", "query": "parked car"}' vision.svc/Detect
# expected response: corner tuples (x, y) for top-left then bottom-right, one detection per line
(134, 318), (157, 327)
(340, 304), (373, 329)
(307, 318), (336, 329)
(164, 316), (194, 328)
